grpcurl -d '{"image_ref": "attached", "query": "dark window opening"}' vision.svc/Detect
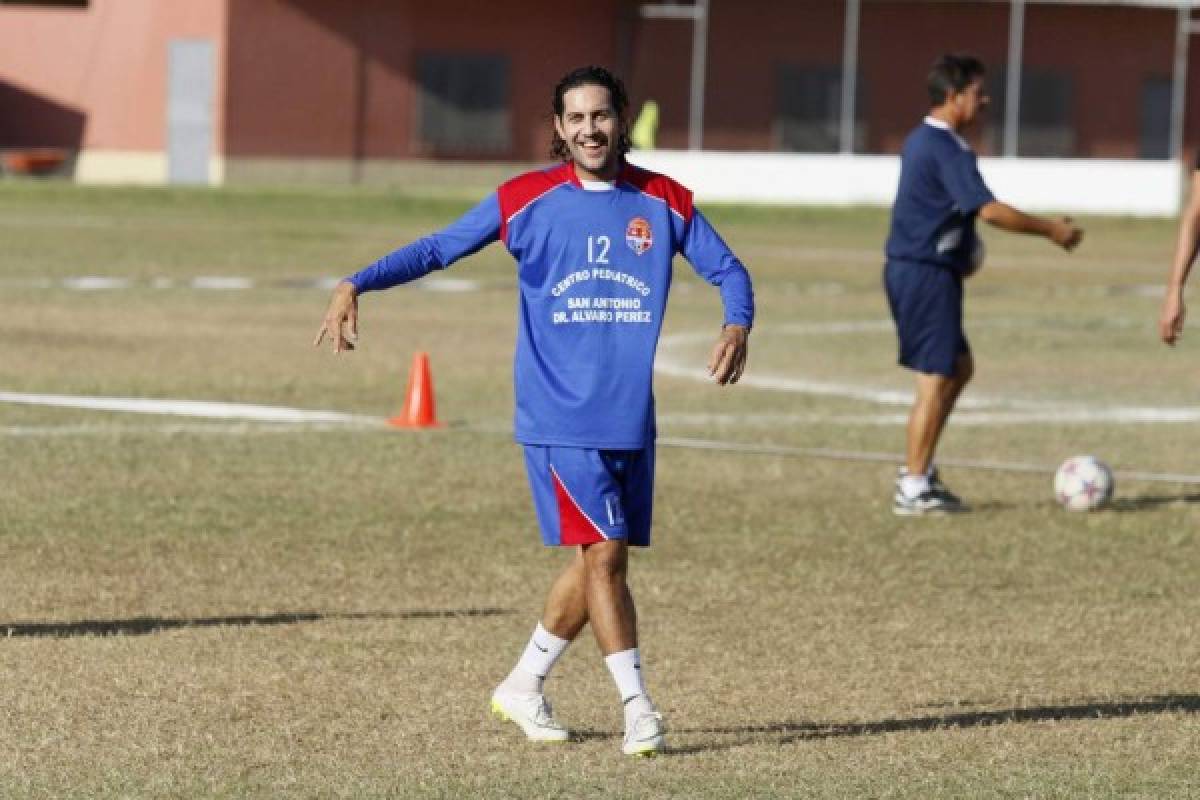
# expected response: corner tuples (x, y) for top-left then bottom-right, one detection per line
(416, 53), (511, 156)
(774, 64), (865, 153)
(990, 67), (1075, 157)
(1140, 76), (1171, 160)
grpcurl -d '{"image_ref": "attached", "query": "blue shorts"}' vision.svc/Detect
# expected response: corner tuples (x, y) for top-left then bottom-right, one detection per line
(522, 445), (654, 547)
(884, 259), (969, 377)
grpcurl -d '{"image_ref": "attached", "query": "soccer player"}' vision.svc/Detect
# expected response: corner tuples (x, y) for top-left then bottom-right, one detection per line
(1159, 155), (1200, 345)
(885, 54), (1083, 516)
(314, 66), (754, 755)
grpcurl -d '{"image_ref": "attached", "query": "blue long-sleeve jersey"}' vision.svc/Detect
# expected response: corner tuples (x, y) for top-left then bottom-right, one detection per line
(348, 161), (755, 449)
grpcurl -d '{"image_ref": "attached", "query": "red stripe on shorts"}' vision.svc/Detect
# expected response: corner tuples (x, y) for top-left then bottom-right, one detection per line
(551, 467), (606, 546)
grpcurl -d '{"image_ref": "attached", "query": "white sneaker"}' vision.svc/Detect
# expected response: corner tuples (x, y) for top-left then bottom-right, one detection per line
(490, 688), (570, 743)
(622, 709), (666, 756)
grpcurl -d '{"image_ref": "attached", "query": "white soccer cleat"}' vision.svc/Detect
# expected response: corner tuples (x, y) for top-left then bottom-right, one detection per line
(490, 688), (570, 743)
(622, 709), (666, 757)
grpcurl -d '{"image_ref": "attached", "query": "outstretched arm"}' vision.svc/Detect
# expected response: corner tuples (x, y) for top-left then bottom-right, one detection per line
(313, 194), (500, 353)
(1160, 170), (1200, 345)
(978, 201), (1083, 251)
(937, 146), (1082, 251)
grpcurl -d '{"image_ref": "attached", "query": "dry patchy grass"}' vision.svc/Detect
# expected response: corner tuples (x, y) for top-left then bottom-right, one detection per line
(0, 182), (1197, 798)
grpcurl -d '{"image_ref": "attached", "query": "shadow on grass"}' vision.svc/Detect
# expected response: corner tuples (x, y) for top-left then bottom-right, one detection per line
(961, 501), (1023, 513)
(0, 608), (514, 638)
(1108, 493), (1200, 512)
(663, 694), (1200, 755)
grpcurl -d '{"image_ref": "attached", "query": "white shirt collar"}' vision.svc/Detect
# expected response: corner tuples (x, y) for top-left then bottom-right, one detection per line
(580, 179), (615, 192)
(923, 115), (972, 152)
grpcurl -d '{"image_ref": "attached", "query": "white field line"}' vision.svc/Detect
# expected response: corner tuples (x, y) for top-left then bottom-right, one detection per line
(656, 320), (1200, 424)
(191, 276), (255, 290)
(657, 436), (1200, 486)
(0, 422), (382, 437)
(5, 415), (1196, 485)
(3, 276), (481, 292)
(0, 392), (383, 425)
(657, 408), (1200, 426)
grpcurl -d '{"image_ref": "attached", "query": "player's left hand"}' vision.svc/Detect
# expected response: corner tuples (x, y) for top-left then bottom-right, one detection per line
(707, 324), (749, 385)
(314, 280), (359, 353)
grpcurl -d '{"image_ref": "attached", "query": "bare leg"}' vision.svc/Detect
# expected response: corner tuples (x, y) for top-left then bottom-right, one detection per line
(539, 547), (589, 641)
(491, 551), (590, 742)
(940, 352), (974, 429)
(906, 353), (973, 476)
(581, 539), (637, 655)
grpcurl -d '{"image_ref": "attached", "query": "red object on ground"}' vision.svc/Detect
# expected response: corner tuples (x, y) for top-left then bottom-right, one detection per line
(388, 351), (441, 428)
(1, 149), (68, 175)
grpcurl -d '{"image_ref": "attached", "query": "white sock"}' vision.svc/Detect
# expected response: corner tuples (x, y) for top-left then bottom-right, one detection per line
(899, 465), (936, 478)
(502, 622), (570, 695)
(604, 648), (651, 712)
(900, 474), (930, 498)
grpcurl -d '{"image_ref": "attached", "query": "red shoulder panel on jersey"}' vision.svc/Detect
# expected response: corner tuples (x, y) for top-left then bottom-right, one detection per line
(619, 163), (694, 222)
(497, 163), (575, 242)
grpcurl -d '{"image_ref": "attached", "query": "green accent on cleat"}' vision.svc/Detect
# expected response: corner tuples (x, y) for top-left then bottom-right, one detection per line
(489, 690), (571, 742)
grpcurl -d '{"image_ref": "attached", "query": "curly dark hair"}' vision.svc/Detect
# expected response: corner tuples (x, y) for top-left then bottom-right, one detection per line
(550, 65), (632, 161)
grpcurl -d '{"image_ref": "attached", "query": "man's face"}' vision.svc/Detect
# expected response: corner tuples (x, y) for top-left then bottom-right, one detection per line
(952, 77), (989, 129)
(554, 84), (622, 180)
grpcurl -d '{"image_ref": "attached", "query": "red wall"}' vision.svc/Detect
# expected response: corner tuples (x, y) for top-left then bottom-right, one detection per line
(0, 0), (227, 152)
(0, 0), (1194, 165)
(1023, 3), (1174, 158)
(631, 0), (1182, 159)
(860, 1), (1011, 154)
(706, 0), (847, 152)
(224, 0), (628, 160)
(627, 0), (848, 152)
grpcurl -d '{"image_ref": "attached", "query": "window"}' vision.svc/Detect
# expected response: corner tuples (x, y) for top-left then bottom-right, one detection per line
(1140, 76), (1171, 160)
(416, 53), (511, 156)
(991, 68), (1074, 157)
(774, 64), (864, 153)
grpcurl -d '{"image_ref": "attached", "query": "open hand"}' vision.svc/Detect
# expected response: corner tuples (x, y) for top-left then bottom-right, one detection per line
(313, 281), (359, 353)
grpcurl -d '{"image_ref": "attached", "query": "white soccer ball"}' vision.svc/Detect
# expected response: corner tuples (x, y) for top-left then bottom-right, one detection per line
(963, 237), (985, 278)
(1054, 455), (1114, 512)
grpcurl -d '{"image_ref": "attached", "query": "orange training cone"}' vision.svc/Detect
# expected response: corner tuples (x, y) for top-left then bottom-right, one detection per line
(388, 351), (441, 428)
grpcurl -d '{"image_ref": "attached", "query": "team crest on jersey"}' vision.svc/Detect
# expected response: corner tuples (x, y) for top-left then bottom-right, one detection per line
(625, 217), (653, 255)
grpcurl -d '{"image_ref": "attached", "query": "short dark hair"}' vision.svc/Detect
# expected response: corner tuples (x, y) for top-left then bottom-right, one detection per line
(550, 65), (631, 160)
(927, 54), (986, 105)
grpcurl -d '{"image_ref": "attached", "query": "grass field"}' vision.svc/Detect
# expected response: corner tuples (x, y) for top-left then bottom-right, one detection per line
(1, 179), (1198, 799)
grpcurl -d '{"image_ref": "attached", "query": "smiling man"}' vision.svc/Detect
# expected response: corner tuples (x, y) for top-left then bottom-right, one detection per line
(884, 54), (1083, 516)
(315, 66), (754, 756)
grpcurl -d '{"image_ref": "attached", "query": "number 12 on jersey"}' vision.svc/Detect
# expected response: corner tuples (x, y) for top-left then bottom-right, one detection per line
(588, 235), (610, 264)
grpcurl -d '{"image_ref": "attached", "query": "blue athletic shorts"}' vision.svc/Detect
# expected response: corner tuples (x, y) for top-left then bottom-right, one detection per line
(522, 445), (654, 547)
(883, 259), (969, 377)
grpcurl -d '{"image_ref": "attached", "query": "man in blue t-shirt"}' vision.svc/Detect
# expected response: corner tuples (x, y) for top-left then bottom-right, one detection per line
(885, 54), (1083, 515)
(315, 66), (754, 755)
